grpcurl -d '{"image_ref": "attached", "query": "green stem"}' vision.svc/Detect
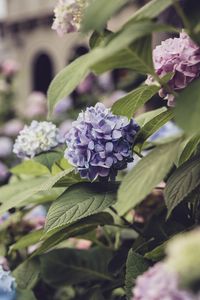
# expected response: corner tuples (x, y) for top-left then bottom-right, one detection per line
(110, 206), (143, 235)
(103, 227), (114, 249)
(134, 150), (144, 159)
(94, 239), (111, 250)
(55, 162), (65, 171)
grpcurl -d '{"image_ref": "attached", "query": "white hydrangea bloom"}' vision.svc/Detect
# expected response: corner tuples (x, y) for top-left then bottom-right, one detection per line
(13, 121), (61, 158)
(52, 0), (88, 36)
(0, 266), (15, 293)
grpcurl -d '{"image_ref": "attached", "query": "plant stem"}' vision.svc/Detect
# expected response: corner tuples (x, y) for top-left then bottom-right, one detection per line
(134, 150), (144, 159)
(110, 206), (143, 235)
(103, 227), (114, 249)
(55, 162), (65, 171)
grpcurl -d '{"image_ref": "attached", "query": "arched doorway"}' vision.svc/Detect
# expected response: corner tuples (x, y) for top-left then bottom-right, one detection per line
(32, 52), (54, 94)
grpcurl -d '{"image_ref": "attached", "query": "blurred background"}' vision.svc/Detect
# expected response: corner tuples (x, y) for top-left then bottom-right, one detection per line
(0, 0), (148, 185)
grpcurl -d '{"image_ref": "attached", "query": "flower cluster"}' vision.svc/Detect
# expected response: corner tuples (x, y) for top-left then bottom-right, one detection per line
(132, 263), (197, 300)
(24, 92), (48, 119)
(146, 32), (200, 106)
(13, 121), (61, 158)
(166, 229), (200, 289)
(65, 103), (140, 181)
(0, 266), (15, 293)
(1, 119), (24, 137)
(52, 0), (88, 36)
(0, 59), (19, 78)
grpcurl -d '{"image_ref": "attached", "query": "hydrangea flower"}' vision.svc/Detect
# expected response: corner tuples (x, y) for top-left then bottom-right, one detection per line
(13, 121), (61, 158)
(54, 96), (73, 116)
(166, 229), (200, 289)
(146, 32), (200, 106)
(132, 263), (197, 300)
(52, 0), (88, 36)
(0, 212), (10, 225)
(0, 59), (19, 78)
(0, 266), (15, 293)
(65, 103), (140, 181)
(23, 205), (46, 230)
(2, 119), (24, 137)
(24, 92), (47, 119)
(0, 137), (13, 158)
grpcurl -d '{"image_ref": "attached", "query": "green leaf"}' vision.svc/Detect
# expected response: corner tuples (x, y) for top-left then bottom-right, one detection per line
(115, 139), (181, 216)
(125, 250), (149, 300)
(92, 35), (154, 75)
(11, 160), (49, 176)
(24, 188), (65, 206)
(135, 107), (167, 127)
(0, 168), (74, 215)
(164, 155), (200, 217)
(135, 108), (174, 150)
(89, 30), (112, 49)
(39, 168), (74, 190)
(127, 0), (173, 23)
(13, 259), (40, 290)
(82, 0), (129, 32)
(144, 242), (166, 261)
(34, 151), (63, 171)
(178, 134), (200, 166)
(10, 230), (43, 252)
(40, 247), (113, 286)
(112, 85), (159, 119)
(0, 177), (48, 215)
(175, 78), (200, 134)
(16, 289), (37, 300)
(48, 21), (174, 115)
(45, 182), (117, 235)
(34, 213), (113, 256)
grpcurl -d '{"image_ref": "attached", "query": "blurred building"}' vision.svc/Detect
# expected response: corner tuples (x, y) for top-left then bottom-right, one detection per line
(0, 0), (85, 103)
(0, 0), (137, 107)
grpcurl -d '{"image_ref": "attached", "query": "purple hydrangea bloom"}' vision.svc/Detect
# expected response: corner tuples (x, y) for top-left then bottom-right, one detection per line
(146, 32), (200, 106)
(54, 96), (73, 115)
(132, 263), (197, 300)
(64, 103), (140, 181)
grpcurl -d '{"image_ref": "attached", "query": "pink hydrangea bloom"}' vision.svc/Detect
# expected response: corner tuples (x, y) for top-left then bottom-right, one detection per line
(68, 238), (92, 249)
(25, 92), (48, 119)
(132, 263), (197, 300)
(52, 0), (87, 36)
(146, 32), (200, 106)
(77, 74), (95, 94)
(0, 59), (20, 77)
(2, 119), (24, 137)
